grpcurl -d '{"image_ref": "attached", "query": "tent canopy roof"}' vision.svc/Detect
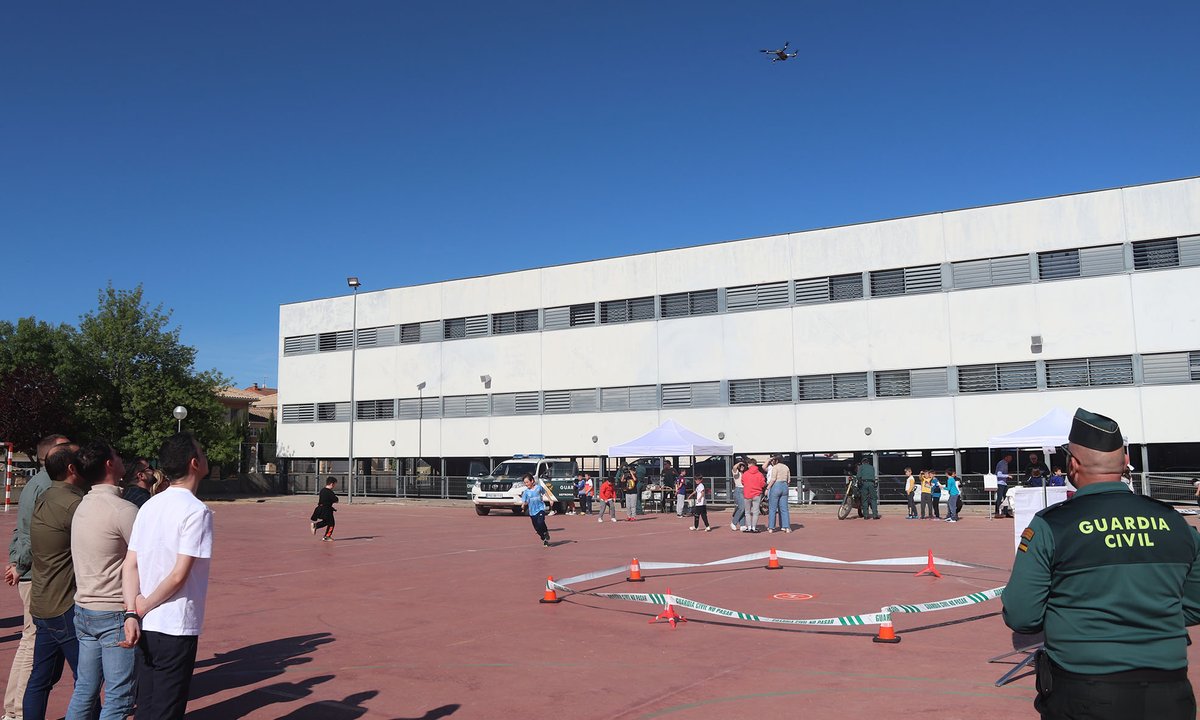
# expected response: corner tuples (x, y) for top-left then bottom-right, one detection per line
(607, 419), (733, 457)
(987, 407), (1075, 449)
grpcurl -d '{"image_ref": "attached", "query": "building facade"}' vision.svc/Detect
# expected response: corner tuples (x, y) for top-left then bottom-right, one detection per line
(277, 177), (1200, 481)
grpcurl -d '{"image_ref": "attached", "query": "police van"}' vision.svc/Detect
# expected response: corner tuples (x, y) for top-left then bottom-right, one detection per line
(470, 455), (579, 516)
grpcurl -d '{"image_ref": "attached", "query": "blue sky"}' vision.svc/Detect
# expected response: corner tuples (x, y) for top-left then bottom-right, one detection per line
(3, 1), (1198, 388)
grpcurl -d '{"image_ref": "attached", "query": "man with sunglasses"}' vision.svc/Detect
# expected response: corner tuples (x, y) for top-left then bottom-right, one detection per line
(1002, 408), (1200, 720)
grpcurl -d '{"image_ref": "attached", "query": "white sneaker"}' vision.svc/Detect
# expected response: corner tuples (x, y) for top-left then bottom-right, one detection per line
(548, 511), (556, 516)
(689, 526), (696, 531)
(704, 527), (713, 532)
(783, 528), (792, 533)
(598, 517), (603, 523)
(611, 518), (617, 523)
(767, 529), (775, 534)
(730, 523), (737, 530)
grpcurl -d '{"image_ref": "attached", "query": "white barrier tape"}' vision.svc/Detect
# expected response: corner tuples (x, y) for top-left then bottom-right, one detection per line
(886, 587), (1006, 615)
(548, 550), (1005, 627)
(549, 582), (1006, 627)
(557, 550), (972, 586)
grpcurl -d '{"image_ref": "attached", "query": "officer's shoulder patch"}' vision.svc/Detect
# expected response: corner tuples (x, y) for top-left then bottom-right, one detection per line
(1018, 541), (1029, 553)
(1021, 527), (1035, 542)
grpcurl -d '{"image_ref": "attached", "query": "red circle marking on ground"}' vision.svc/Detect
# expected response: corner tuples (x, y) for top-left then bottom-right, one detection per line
(772, 592), (814, 600)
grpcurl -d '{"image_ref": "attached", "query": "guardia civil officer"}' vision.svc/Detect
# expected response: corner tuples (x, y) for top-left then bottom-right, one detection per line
(1002, 408), (1200, 719)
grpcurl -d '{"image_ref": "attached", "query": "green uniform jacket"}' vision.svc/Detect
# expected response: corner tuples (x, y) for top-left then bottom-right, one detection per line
(1002, 482), (1200, 673)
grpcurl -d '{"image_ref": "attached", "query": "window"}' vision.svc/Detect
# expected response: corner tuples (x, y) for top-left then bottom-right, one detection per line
(829, 273), (864, 301)
(1132, 238), (1179, 270)
(491, 392), (541, 416)
(1045, 356), (1133, 388)
(1142, 352), (1192, 385)
(1038, 249), (1081, 280)
(874, 370), (910, 397)
(600, 385), (658, 411)
(1038, 244), (1124, 280)
(728, 377), (792, 405)
(797, 375), (834, 401)
(910, 367), (949, 397)
(869, 265), (941, 297)
(795, 373), (870, 401)
(356, 399), (395, 421)
(833, 373), (868, 399)
(317, 331), (352, 352)
(397, 397), (441, 419)
(283, 335), (317, 356)
(492, 310), (539, 335)
(443, 316), (488, 340)
(957, 362), (1037, 393)
(903, 265), (943, 294)
(659, 289), (718, 318)
(281, 403), (315, 423)
(316, 402), (350, 422)
(725, 281), (790, 311)
(356, 325), (397, 348)
(540, 389), (596, 414)
(951, 255), (1031, 289)
(600, 297), (654, 324)
(399, 323), (421, 344)
(570, 303), (597, 326)
(442, 395), (490, 417)
(869, 269), (905, 297)
(660, 381), (721, 408)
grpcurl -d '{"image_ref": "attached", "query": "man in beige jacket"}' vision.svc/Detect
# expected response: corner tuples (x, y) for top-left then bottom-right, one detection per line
(67, 441), (138, 719)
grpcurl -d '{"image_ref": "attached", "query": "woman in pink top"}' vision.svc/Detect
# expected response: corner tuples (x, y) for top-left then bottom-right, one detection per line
(740, 462), (767, 532)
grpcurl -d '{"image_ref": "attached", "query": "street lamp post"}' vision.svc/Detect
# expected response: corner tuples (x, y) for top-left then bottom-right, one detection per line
(347, 276), (361, 504)
(173, 406), (188, 432)
(416, 381), (426, 475)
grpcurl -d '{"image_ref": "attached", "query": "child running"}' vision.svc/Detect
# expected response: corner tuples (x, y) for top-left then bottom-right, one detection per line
(688, 475), (712, 532)
(520, 473), (552, 547)
(310, 476), (339, 541)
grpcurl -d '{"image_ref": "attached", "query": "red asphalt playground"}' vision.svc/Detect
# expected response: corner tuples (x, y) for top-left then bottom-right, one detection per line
(2, 498), (1199, 719)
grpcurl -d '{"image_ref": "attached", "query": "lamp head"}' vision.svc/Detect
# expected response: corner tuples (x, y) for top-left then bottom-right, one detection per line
(347, 277), (361, 289)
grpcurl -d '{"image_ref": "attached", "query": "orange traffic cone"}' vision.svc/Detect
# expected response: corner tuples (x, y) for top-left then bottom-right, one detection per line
(626, 557), (645, 583)
(915, 549), (941, 578)
(649, 588), (687, 629)
(765, 547), (782, 570)
(873, 614), (901, 644)
(540, 576), (562, 604)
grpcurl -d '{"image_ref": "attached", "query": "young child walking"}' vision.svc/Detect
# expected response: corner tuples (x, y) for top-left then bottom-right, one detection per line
(597, 476), (618, 522)
(688, 475), (712, 532)
(521, 473), (552, 547)
(311, 476), (339, 541)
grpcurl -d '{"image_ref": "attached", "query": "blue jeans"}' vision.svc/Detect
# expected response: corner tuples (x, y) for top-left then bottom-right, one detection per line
(767, 482), (790, 530)
(67, 606), (136, 720)
(24, 606), (80, 720)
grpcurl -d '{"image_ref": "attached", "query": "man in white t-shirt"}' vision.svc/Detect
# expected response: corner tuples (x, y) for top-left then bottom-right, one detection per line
(120, 433), (214, 720)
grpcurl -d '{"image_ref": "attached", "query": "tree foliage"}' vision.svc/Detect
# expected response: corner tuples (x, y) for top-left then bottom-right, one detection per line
(0, 285), (240, 463)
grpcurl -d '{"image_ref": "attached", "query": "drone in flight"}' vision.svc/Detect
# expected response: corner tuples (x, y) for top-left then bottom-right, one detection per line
(760, 41), (799, 63)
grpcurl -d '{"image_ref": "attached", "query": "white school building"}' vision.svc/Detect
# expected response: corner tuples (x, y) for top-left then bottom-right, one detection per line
(276, 176), (1200, 492)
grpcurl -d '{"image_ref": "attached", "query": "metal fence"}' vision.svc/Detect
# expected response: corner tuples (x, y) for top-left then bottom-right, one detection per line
(285, 472), (1136, 506)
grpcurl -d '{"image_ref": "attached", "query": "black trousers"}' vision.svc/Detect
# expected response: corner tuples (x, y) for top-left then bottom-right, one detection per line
(1037, 671), (1194, 720)
(135, 631), (199, 720)
(692, 505), (709, 529)
(995, 484), (1009, 514)
(530, 511), (549, 541)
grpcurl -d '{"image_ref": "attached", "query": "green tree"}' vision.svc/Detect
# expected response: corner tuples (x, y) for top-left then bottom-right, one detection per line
(0, 285), (240, 464)
(73, 284), (239, 464)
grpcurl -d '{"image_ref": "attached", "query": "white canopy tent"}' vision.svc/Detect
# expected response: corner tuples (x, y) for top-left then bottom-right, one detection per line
(607, 419), (732, 457)
(986, 407), (1076, 449)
